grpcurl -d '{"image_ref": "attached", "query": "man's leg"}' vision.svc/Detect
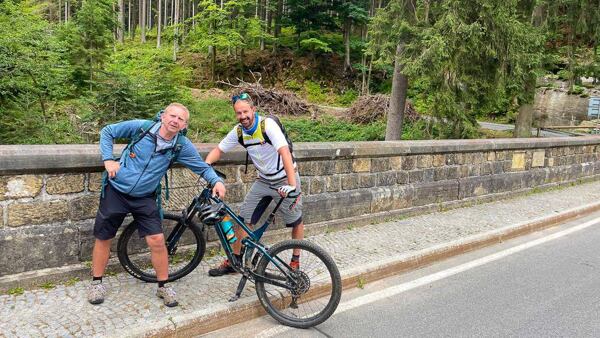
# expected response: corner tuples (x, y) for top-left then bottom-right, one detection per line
(91, 239), (112, 278)
(145, 234), (177, 307)
(145, 234), (169, 282)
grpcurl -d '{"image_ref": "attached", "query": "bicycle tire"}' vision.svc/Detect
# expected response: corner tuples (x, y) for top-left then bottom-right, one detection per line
(117, 213), (206, 283)
(255, 239), (342, 328)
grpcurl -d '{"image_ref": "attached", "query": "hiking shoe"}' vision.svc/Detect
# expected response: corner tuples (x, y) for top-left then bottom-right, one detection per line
(87, 281), (107, 305)
(208, 259), (236, 277)
(156, 286), (179, 307)
(290, 260), (300, 271)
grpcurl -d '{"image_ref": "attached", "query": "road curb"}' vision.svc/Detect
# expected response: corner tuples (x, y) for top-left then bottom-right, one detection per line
(129, 200), (600, 337)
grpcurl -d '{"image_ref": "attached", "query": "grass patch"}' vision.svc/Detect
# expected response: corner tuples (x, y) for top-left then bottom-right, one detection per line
(7, 287), (24, 296)
(40, 282), (55, 290)
(357, 276), (366, 289)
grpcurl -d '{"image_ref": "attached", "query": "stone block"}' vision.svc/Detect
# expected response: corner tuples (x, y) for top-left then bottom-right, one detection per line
(7, 200), (69, 227)
(0, 205), (3, 227)
(511, 152), (526, 171)
(370, 185), (413, 213)
(480, 162), (493, 176)
(341, 174), (359, 190)
(413, 181), (459, 206)
(359, 174), (376, 188)
(69, 195), (100, 220)
(423, 168), (435, 182)
(335, 160), (353, 174)
(371, 158), (391, 172)
(89, 172), (104, 192)
(0, 224), (81, 275)
(416, 155), (433, 168)
(302, 190), (371, 224)
(487, 152), (496, 162)
(495, 151), (507, 161)
(397, 171), (409, 184)
(352, 158), (371, 173)
(531, 151), (546, 167)
(491, 162), (504, 174)
(377, 172), (397, 186)
(310, 177), (326, 194)
(433, 154), (446, 167)
(0, 175), (43, 201)
(401, 156), (416, 170)
(390, 156), (403, 170)
(170, 168), (200, 188)
(446, 166), (460, 180)
(212, 165), (238, 183)
(161, 186), (197, 211)
(225, 183), (246, 203)
(240, 165), (259, 183)
(325, 176), (341, 192)
(46, 174), (85, 195)
(300, 177), (311, 194)
(408, 170), (424, 183)
(446, 153), (459, 165)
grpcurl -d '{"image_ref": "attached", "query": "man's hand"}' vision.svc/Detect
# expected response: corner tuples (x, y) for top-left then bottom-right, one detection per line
(277, 185), (296, 198)
(212, 181), (226, 198)
(104, 160), (120, 179)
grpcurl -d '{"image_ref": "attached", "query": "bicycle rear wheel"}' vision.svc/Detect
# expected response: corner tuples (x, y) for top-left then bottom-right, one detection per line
(117, 213), (206, 283)
(255, 239), (342, 328)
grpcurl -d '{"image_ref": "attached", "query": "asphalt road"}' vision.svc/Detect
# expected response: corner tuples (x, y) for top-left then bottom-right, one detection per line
(207, 212), (600, 338)
(478, 121), (573, 137)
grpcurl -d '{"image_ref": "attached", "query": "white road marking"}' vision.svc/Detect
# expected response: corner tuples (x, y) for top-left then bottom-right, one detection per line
(257, 216), (600, 337)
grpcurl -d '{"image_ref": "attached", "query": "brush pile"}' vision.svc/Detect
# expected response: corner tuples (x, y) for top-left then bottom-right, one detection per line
(348, 94), (420, 124)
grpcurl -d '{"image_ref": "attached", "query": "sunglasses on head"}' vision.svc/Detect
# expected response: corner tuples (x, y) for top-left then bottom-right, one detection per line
(232, 92), (250, 104)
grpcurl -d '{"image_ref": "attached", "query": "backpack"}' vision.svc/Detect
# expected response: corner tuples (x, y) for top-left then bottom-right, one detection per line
(236, 114), (295, 176)
(101, 111), (187, 217)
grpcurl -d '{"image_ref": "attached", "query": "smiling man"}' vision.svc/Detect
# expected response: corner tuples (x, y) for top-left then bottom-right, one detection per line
(204, 93), (304, 277)
(88, 103), (226, 307)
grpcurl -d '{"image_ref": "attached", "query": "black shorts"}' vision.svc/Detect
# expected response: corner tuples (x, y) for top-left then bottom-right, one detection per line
(93, 183), (163, 240)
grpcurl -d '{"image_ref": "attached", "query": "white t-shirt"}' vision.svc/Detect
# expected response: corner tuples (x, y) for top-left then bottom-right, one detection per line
(218, 116), (296, 180)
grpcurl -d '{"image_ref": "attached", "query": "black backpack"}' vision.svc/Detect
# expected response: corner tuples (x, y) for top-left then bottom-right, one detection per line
(236, 115), (295, 176)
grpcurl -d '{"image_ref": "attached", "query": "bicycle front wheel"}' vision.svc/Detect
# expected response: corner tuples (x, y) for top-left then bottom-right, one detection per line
(117, 213), (206, 283)
(255, 239), (342, 328)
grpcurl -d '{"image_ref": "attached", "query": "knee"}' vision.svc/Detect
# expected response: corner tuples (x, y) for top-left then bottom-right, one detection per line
(146, 234), (166, 251)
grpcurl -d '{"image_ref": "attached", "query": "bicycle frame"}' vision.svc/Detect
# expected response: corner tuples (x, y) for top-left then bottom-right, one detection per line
(196, 188), (301, 297)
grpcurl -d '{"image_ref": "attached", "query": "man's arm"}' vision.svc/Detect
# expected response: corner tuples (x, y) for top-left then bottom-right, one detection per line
(205, 147), (224, 165)
(99, 120), (146, 178)
(278, 146), (296, 187)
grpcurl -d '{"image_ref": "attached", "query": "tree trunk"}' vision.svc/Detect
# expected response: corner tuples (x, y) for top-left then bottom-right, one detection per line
(140, 0), (147, 42)
(173, 0), (179, 61)
(343, 19), (351, 72)
(129, 0), (134, 39)
(272, 0), (282, 52)
(192, 0), (196, 28)
(157, 0), (162, 47)
(118, 0), (125, 42)
(385, 43), (408, 141)
(514, 103), (533, 137)
(58, 0), (62, 23)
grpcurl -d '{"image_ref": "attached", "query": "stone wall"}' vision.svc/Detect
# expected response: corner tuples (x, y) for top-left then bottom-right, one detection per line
(2, 138), (600, 277)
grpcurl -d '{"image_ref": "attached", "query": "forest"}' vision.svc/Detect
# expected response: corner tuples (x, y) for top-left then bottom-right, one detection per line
(0, 0), (599, 144)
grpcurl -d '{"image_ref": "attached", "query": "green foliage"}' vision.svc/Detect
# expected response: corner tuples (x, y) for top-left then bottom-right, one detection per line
(92, 43), (191, 124)
(0, 0), (72, 115)
(283, 116), (386, 141)
(304, 80), (328, 103)
(299, 38), (333, 54)
(7, 287), (24, 296)
(65, 0), (115, 91)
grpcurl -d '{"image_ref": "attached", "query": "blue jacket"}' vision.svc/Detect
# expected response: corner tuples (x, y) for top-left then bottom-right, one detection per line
(100, 119), (222, 197)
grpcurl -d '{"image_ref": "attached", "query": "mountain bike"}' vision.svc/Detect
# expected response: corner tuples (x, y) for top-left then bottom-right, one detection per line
(116, 170), (342, 328)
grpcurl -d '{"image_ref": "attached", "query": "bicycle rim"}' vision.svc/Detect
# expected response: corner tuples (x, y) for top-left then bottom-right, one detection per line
(255, 239), (342, 328)
(117, 213), (205, 282)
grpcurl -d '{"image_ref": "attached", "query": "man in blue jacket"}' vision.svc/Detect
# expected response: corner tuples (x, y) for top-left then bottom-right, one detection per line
(88, 103), (226, 307)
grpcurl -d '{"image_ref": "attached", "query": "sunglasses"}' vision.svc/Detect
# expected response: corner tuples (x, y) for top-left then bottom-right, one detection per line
(232, 92), (251, 104)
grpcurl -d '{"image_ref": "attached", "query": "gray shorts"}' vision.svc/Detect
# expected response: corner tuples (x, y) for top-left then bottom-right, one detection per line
(240, 173), (303, 227)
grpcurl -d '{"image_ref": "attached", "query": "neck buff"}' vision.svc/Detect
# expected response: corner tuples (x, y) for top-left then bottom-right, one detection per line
(242, 112), (259, 135)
